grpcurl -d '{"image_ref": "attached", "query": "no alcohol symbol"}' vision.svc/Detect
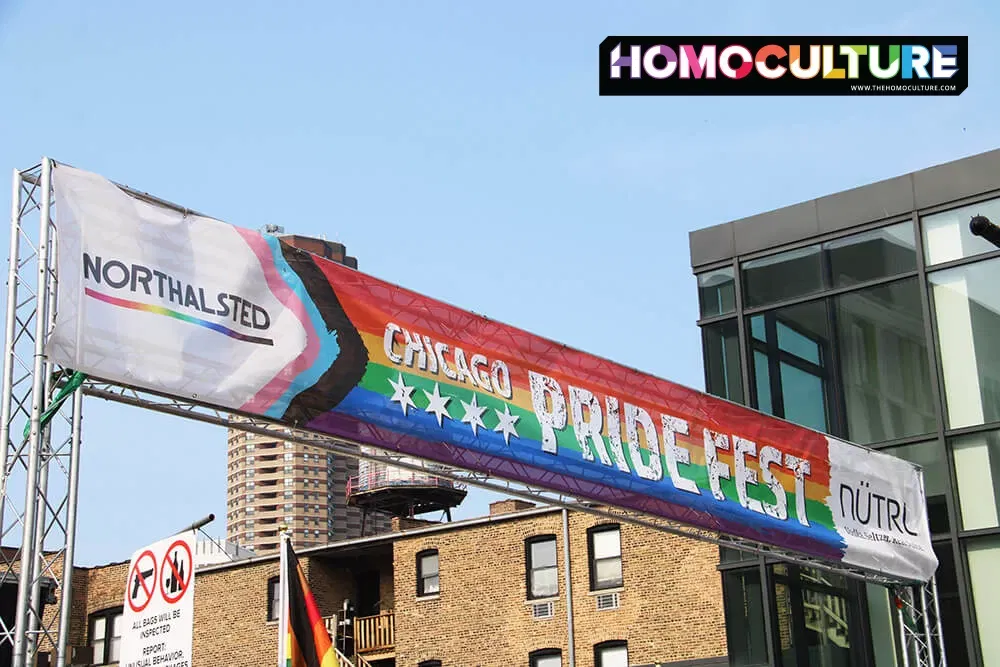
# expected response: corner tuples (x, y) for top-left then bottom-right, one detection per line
(159, 539), (193, 604)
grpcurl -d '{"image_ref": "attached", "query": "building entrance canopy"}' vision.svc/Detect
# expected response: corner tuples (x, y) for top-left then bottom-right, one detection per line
(47, 163), (936, 585)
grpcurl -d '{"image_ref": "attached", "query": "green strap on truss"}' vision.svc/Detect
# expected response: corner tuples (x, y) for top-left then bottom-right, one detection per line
(22, 371), (87, 441)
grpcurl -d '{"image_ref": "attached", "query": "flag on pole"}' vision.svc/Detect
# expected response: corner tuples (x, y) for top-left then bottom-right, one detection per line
(278, 533), (341, 667)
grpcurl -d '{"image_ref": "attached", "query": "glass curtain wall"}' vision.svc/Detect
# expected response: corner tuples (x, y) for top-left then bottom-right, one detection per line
(699, 199), (1000, 667)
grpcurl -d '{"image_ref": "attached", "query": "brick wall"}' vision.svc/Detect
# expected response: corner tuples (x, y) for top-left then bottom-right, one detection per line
(79, 554), (361, 667)
(67, 507), (726, 667)
(393, 509), (727, 667)
(567, 510), (726, 666)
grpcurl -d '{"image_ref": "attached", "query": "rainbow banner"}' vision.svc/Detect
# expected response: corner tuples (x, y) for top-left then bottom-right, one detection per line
(48, 164), (937, 583)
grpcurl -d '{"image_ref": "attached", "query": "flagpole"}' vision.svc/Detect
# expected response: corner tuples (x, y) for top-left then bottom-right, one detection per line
(277, 526), (289, 667)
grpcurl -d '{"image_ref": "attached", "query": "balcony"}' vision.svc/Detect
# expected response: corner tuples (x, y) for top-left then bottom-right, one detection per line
(324, 612), (395, 662)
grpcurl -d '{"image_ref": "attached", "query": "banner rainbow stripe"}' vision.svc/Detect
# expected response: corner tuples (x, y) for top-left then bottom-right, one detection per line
(85, 288), (274, 346)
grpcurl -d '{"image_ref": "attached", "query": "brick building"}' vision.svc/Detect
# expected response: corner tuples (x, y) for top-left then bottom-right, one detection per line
(63, 501), (728, 667)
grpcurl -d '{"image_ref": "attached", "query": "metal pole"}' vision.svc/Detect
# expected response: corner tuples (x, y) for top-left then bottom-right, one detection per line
(277, 528), (288, 667)
(930, 576), (947, 667)
(0, 169), (24, 534)
(919, 583), (934, 665)
(55, 388), (82, 667)
(12, 157), (53, 667)
(561, 509), (575, 667)
(27, 227), (58, 655)
(175, 513), (215, 536)
(898, 589), (912, 667)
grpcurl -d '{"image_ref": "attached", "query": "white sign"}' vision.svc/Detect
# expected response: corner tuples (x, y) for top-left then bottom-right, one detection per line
(120, 530), (196, 667)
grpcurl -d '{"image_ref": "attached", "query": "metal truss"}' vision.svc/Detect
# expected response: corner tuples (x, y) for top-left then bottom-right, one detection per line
(896, 578), (948, 667)
(83, 380), (908, 587)
(1, 157), (948, 667)
(1, 159), (83, 667)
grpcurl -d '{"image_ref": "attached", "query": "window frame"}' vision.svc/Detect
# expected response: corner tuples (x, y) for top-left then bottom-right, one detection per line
(593, 640), (629, 667)
(587, 523), (623, 591)
(88, 606), (123, 666)
(418, 660), (442, 667)
(529, 647), (563, 667)
(525, 534), (559, 600)
(266, 575), (280, 621)
(416, 548), (440, 598)
(747, 306), (833, 435)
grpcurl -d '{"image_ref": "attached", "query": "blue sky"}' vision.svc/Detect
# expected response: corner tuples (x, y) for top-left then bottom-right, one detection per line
(0, 0), (997, 566)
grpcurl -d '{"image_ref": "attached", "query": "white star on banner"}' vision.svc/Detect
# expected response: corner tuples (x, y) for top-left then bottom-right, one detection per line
(388, 373), (417, 416)
(459, 394), (488, 436)
(493, 404), (520, 445)
(424, 383), (452, 427)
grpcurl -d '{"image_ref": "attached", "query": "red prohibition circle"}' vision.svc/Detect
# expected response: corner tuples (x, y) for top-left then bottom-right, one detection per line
(127, 550), (157, 613)
(159, 540), (193, 604)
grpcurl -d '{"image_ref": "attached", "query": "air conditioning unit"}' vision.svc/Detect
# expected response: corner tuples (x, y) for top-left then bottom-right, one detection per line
(531, 601), (555, 619)
(595, 591), (620, 611)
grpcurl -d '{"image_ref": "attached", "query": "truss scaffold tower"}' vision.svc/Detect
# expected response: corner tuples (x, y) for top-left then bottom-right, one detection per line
(0, 158), (948, 667)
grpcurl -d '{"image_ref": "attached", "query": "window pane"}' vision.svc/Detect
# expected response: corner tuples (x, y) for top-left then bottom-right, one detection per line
(110, 613), (122, 638)
(825, 221), (917, 287)
(752, 350), (773, 414)
(777, 322), (821, 364)
(597, 645), (628, 667)
(109, 636), (121, 663)
(703, 320), (744, 404)
(592, 529), (620, 559)
(534, 655), (562, 667)
(92, 639), (105, 663)
(799, 587), (852, 663)
(531, 539), (557, 569)
(531, 567), (559, 598)
(929, 259), (1000, 429)
(749, 301), (830, 434)
(742, 244), (824, 308)
(595, 558), (622, 587)
(779, 363), (828, 433)
(91, 616), (106, 641)
(967, 536), (1000, 666)
(698, 267), (736, 317)
(422, 574), (439, 594)
(421, 553), (438, 576)
(951, 430), (1000, 530)
(865, 584), (901, 667)
(922, 197), (1000, 265)
(723, 569), (768, 667)
(836, 279), (936, 444)
(720, 546), (756, 564)
(883, 441), (950, 534)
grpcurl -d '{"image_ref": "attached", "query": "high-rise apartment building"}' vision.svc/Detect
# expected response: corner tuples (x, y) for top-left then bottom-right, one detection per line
(225, 231), (391, 555)
(689, 148), (1000, 667)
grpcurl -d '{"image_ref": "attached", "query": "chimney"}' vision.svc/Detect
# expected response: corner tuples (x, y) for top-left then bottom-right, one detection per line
(489, 499), (537, 516)
(391, 516), (441, 531)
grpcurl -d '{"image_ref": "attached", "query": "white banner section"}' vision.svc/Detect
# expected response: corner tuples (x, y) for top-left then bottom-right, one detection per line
(120, 530), (196, 667)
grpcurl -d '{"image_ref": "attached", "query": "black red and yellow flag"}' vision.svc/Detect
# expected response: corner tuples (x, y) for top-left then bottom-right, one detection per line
(282, 540), (340, 667)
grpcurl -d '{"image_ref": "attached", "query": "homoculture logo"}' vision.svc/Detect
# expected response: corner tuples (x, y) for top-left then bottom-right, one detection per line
(599, 36), (968, 96)
(82, 253), (275, 346)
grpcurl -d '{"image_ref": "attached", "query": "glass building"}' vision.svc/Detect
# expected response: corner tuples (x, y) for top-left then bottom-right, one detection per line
(689, 148), (1000, 667)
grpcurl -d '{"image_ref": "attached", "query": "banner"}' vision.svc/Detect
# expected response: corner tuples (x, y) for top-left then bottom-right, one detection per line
(48, 165), (937, 582)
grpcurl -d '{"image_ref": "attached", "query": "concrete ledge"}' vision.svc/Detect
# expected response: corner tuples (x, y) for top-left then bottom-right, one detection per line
(690, 147), (1000, 270)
